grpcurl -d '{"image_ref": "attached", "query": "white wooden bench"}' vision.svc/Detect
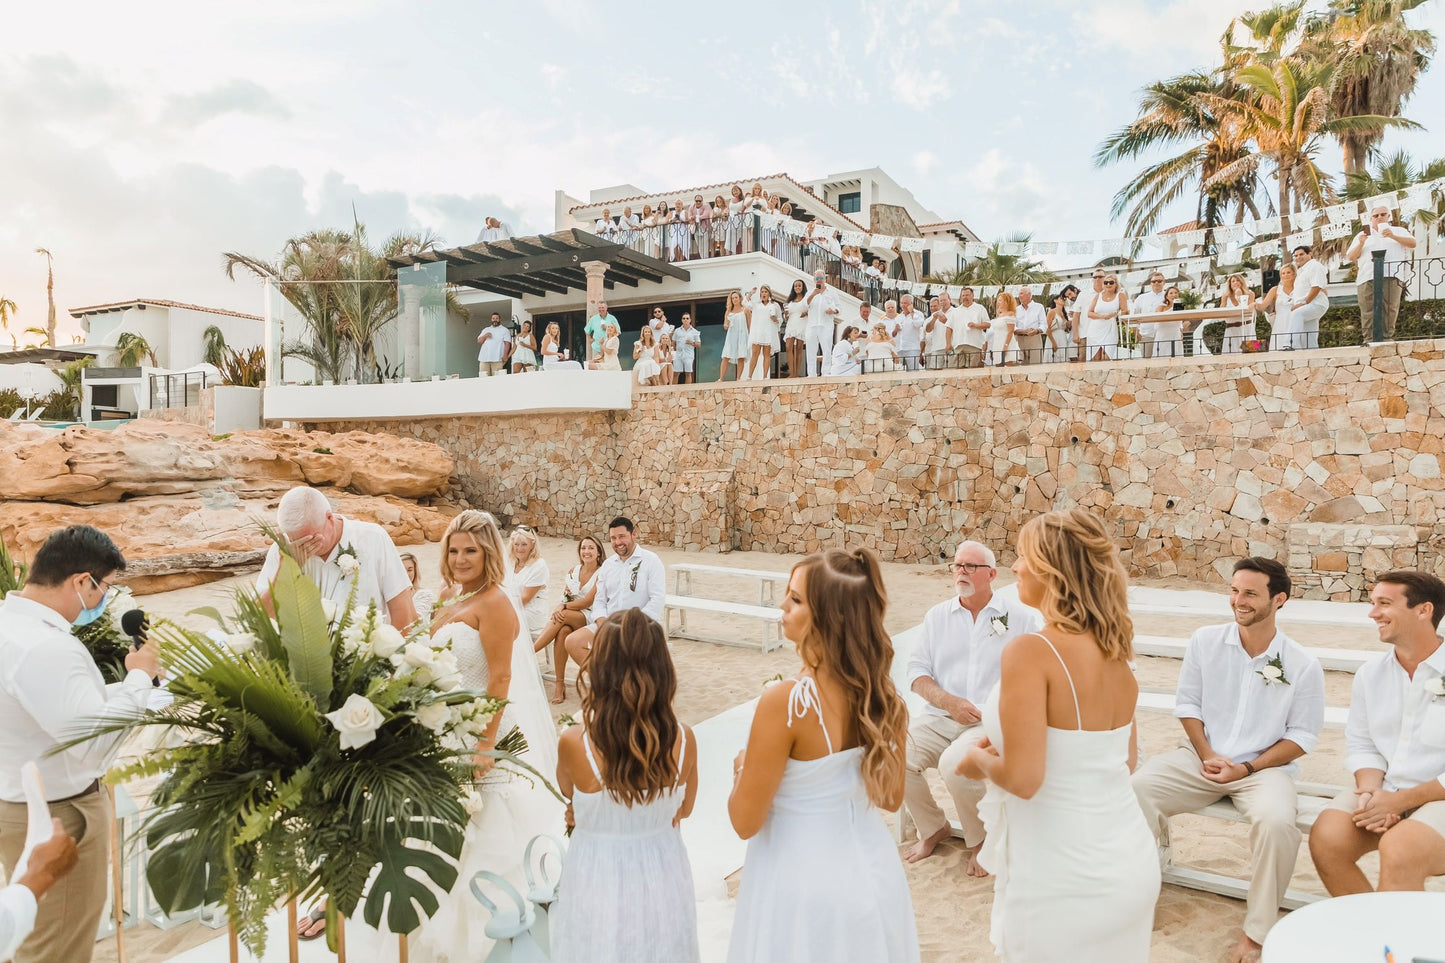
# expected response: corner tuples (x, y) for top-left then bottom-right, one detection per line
(1129, 599), (1375, 629)
(1134, 635), (1378, 673)
(664, 594), (784, 652)
(1136, 689), (1349, 729)
(671, 563), (790, 606)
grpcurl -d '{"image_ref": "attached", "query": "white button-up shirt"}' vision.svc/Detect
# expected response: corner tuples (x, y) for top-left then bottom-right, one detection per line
(254, 517), (411, 621)
(0, 594), (155, 802)
(923, 312), (951, 354)
(1295, 258), (1331, 308)
(906, 591), (1044, 715)
(0, 884), (38, 962)
(950, 303), (991, 349)
(1173, 623), (1325, 771)
(476, 324), (512, 363)
(805, 287), (838, 330)
(1354, 227), (1411, 282)
(592, 546), (666, 624)
(892, 310), (926, 353)
(1014, 300), (1047, 335)
(1346, 645), (1445, 791)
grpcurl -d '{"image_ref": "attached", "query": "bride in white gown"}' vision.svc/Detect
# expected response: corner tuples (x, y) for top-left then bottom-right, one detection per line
(351, 510), (563, 962)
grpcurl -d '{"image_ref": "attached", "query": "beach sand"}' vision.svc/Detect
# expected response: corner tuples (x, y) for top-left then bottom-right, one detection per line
(75, 537), (1431, 962)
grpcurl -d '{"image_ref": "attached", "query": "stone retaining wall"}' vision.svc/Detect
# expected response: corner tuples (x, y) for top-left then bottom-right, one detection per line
(353, 339), (1445, 600)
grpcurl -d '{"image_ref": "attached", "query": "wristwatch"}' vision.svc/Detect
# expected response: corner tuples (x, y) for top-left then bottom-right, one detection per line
(1243, 761), (1256, 776)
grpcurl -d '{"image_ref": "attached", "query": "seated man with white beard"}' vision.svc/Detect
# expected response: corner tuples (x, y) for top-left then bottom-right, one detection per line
(902, 540), (1042, 871)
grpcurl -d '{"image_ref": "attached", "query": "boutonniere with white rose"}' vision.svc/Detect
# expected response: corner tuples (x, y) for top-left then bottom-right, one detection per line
(1256, 654), (1291, 686)
(990, 613), (1009, 637)
(1425, 677), (1445, 701)
(335, 544), (360, 576)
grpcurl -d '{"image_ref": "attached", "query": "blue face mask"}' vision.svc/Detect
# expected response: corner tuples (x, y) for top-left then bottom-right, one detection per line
(73, 575), (114, 627)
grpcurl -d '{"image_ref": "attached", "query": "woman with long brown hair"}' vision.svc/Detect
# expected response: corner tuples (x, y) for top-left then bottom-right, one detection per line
(534, 534), (605, 704)
(551, 609), (700, 963)
(957, 509), (1159, 961)
(728, 548), (918, 962)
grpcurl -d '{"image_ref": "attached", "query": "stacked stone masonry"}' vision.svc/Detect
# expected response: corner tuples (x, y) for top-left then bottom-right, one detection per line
(354, 340), (1445, 601)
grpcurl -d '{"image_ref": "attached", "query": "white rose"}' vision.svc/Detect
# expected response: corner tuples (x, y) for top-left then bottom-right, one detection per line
(367, 624), (406, 658)
(1426, 677), (1445, 697)
(1261, 664), (1283, 680)
(415, 702), (451, 733)
(337, 554), (360, 576)
(430, 652), (461, 690)
(398, 641), (438, 686)
(463, 789), (485, 816)
(224, 632), (259, 655)
(324, 694), (385, 750)
(321, 598), (339, 625)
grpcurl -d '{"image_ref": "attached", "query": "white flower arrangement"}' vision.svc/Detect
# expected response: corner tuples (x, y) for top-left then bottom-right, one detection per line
(335, 544), (360, 576)
(325, 693), (386, 750)
(990, 613), (1009, 637)
(1256, 654), (1291, 686)
(1425, 677), (1445, 699)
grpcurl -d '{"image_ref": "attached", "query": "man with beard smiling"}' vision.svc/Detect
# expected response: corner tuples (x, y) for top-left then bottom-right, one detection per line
(901, 541), (1041, 873)
(1132, 557), (1324, 963)
(1311, 571), (1445, 898)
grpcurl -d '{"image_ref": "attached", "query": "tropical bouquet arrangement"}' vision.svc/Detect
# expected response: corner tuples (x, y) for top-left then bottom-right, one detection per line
(79, 550), (531, 955)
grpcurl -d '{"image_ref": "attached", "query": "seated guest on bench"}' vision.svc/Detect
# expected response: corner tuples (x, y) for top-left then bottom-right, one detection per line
(564, 517), (665, 669)
(902, 540), (1041, 870)
(1131, 557), (1324, 963)
(1310, 571), (1445, 895)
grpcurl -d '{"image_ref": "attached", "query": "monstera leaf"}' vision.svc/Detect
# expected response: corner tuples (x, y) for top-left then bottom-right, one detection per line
(360, 819), (465, 935)
(145, 811), (228, 915)
(269, 556), (334, 709)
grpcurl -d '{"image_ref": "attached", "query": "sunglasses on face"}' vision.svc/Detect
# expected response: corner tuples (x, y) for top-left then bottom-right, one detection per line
(1104, 281), (1118, 286)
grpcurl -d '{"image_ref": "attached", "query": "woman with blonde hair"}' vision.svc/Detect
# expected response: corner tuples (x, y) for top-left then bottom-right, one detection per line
(1218, 272), (1260, 353)
(632, 325), (662, 386)
(1083, 274), (1127, 361)
(504, 525), (550, 641)
(728, 548), (918, 962)
(957, 509), (1159, 962)
(720, 290), (750, 381)
(989, 291), (1019, 366)
(551, 609), (700, 962)
(744, 285), (781, 380)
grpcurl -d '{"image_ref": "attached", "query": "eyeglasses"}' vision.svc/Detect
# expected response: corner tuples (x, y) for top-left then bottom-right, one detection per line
(950, 562), (991, 575)
(89, 575), (121, 606)
(1150, 279), (1164, 284)
(1371, 212), (1390, 218)
(1103, 281), (1118, 286)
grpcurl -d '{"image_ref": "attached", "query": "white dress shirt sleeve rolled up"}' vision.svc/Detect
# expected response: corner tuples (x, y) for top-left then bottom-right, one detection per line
(1172, 624), (1324, 768)
(0, 883), (38, 962)
(905, 595), (1043, 715)
(1345, 647), (1445, 790)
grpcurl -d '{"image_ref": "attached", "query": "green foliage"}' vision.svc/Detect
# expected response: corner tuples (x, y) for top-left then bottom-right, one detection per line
(928, 234), (1057, 287)
(202, 325), (229, 367)
(65, 532), (545, 955)
(0, 532), (27, 599)
(72, 605), (133, 684)
(217, 345), (266, 387)
(114, 331), (158, 367)
(312, 447), (333, 455)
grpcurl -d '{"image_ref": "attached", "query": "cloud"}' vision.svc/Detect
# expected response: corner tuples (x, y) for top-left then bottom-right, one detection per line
(1073, 0), (1262, 64)
(165, 79), (290, 127)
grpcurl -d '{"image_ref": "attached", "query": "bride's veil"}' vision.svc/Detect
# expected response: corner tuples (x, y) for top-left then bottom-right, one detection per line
(503, 595), (558, 780)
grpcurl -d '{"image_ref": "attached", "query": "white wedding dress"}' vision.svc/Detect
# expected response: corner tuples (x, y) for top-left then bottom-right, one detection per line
(349, 601), (564, 962)
(976, 636), (1160, 962)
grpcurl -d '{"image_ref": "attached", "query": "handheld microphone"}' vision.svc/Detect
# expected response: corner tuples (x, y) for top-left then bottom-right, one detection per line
(120, 608), (149, 647)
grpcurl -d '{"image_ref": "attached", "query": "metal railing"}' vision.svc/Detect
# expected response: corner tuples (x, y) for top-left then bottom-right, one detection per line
(148, 371), (208, 410)
(1364, 252), (1445, 343)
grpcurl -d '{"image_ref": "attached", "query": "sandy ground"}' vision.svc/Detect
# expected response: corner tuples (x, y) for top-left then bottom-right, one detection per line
(72, 537), (1424, 963)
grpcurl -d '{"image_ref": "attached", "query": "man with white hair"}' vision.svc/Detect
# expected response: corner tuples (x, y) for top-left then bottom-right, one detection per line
(804, 269), (839, 377)
(254, 486), (417, 628)
(891, 293), (926, 372)
(1347, 204), (1417, 341)
(902, 540), (1043, 871)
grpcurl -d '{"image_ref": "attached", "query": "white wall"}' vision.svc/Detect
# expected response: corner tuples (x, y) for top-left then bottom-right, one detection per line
(165, 307), (262, 370)
(212, 385), (262, 433)
(264, 369), (634, 423)
(0, 362), (62, 396)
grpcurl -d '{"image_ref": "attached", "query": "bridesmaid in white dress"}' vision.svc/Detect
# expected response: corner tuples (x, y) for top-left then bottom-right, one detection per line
(729, 548), (919, 963)
(551, 609), (700, 963)
(988, 292), (1019, 367)
(744, 285), (781, 380)
(632, 327), (663, 385)
(958, 509), (1160, 962)
(782, 279), (810, 378)
(533, 535), (604, 704)
(720, 290), (751, 381)
(1083, 274), (1127, 361)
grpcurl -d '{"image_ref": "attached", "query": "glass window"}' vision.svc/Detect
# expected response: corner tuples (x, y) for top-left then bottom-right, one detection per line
(837, 191), (861, 214)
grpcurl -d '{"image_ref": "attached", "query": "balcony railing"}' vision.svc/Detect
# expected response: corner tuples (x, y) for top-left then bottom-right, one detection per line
(148, 371), (208, 410)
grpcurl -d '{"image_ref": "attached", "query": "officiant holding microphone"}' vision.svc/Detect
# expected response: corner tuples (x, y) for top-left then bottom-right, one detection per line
(0, 525), (161, 963)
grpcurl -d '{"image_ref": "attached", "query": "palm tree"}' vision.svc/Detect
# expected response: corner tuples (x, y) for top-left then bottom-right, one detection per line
(1203, 59), (1418, 228)
(1343, 149), (1445, 231)
(201, 325), (228, 366)
(113, 331), (158, 367)
(0, 297), (17, 350)
(53, 357), (92, 420)
(928, 234), (1057, 287)
(21, 326), (47, 348)
(1306, 0), (1436, 176)
(34, 248), (56, 347)
(1096, 71), (1265, 239)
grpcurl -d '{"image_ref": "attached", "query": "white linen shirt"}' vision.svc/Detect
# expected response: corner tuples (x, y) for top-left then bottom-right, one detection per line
(0, 594), (155, 802)
(923, 313), (951, 354)
(891, 310), (926, 353)
(254, 516), (411, 622)
(1354, 227), (1411, 282)
(1295, 258), (1331, 308)
(0, 884), (38, 962)
(906, 592), (1044, 715)
(950, 303), (991, 349)
(591, 546), (666, 624)
(1345, 645), (1445, 791)
(1173, 623), (1325, 771)
(1014, 300), (1047, 335)
(476, 324), (512, 363)
(1131, 290), (1167, 338)
(805, 288), (838, 330)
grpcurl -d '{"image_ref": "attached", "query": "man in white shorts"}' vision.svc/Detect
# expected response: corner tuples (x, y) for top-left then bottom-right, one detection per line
(1310, 571), (1445, 896)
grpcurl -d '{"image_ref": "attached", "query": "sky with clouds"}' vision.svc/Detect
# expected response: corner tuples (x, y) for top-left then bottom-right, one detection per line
(3, 0), (1444, 340)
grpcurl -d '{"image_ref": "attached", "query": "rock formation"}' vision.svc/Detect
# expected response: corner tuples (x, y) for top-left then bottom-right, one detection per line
(0, 420), (457, 593)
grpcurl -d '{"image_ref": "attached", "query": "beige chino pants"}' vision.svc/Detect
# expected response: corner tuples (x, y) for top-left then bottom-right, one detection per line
(1132, 747), (1299, 944)
(903, 714), (990, 847)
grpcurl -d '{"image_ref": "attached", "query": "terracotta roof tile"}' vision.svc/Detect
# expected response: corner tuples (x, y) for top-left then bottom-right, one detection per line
(68, 298), (262, 321)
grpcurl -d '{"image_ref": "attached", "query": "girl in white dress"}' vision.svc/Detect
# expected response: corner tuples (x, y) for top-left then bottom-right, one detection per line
(710, 196), (729, 257)
(958, 509), (1160, 962)
(1045, 292), (1071, 364)
(551, 609), (700, 963)
(632, 326), (663, 386)
(726, 185), (747, 255)
(864, 322), (900, 373)
(640, 204), (660, 260)
(729, 549), (918, 963)
(504, 525), (550, 642)
(541, 321), (564, 368)
(720, 290), (750, 381)
(534, 535), (604, 704)
(989, 291), (1020, 367)
(352, 511), (564, 963)
(745, 286), (781, 380)
(656, 333), (675, 386)
(783, 279), (809, 378)
(510, 319), (538, 373)
(400, 552), (437, 625)
(1084, 275), (1127, 361)
(669, 198), (691, 262)
(1219, 273), (1260, 354)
